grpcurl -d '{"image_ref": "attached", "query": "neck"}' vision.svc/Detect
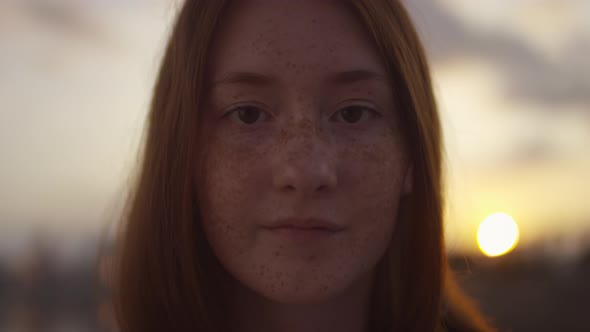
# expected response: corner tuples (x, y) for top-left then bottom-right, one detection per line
(228, 271), (375, 332)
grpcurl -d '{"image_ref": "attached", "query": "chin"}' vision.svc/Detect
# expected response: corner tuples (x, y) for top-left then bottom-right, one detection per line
(249, 263), (376, 307)
(261, 287), (337, 305)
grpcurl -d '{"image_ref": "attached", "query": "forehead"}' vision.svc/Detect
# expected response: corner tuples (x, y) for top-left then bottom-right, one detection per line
(207, 0), (388, 86)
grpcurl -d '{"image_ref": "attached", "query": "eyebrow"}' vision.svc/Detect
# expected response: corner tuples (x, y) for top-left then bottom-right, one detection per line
(210, 69), (390, 88)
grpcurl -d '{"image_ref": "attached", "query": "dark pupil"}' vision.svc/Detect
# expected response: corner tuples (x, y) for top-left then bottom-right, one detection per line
(238, 107), (261, 124)
(341, 107), (363, 123)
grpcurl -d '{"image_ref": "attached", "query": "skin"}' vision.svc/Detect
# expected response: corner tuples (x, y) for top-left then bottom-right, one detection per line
(195, 0), (413, 331)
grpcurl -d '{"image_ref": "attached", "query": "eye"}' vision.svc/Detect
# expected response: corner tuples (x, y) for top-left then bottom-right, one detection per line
(331, 105), (379, 124)
(224, 105), (271, 125)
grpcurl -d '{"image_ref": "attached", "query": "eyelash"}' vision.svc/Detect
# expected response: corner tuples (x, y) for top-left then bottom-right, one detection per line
(223, 104), (380, 125)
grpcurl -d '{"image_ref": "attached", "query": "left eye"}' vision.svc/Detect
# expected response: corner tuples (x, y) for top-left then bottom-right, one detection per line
(331, 106), (378, 124)
(224, 105), (271, 125)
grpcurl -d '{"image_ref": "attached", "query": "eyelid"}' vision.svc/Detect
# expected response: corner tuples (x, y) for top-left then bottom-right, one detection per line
(325, 103), (380, 129)
(222, 102), (272, 117)
(222, 102), (274, 126)
(332, 100), (381, 117)
(338, 98), (378, 107)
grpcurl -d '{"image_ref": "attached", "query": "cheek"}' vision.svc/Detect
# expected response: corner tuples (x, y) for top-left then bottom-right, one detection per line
(198, 135), (262, 211)
(342, 133), (408, 247)
(342, 130), (408, 205)
(197, 141), (257, 256)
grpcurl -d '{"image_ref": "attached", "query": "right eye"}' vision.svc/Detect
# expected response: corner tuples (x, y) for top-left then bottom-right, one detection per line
(224, 105), (271, 125)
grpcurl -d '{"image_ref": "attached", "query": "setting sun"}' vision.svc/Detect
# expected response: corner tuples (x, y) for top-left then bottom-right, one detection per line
(477, 212), (520, 257)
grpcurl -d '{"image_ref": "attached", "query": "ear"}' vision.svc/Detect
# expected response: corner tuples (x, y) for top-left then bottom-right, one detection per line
(402, 164), (413, 195)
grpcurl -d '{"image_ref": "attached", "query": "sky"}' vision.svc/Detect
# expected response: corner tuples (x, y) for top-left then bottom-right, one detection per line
(0, 0), (589, 256)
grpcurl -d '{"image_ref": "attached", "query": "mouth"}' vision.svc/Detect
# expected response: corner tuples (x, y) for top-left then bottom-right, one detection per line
(262, 226), (343, 242)
(264, 217), (345, 232)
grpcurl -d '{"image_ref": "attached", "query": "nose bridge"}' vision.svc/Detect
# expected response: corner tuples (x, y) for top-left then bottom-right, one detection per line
(272, 114), (337, 195)
(278, 115), (325, 157)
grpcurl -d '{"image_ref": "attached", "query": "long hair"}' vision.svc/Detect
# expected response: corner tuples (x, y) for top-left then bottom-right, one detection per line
(112, 1), (496, 331)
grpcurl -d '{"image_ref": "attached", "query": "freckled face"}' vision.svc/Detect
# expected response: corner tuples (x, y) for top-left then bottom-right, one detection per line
(195, 0), (412, 304)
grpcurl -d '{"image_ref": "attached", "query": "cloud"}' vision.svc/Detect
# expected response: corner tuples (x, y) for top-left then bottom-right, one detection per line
(403, 0), (590, 109)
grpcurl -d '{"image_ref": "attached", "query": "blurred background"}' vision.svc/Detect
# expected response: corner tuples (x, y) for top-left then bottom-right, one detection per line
(0, 0), (588, 331)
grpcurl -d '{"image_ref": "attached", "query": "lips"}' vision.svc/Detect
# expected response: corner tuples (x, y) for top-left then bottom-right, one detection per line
(264, 217), (344, 232)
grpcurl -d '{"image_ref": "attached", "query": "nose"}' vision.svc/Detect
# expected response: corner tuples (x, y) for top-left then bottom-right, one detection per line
(271, 119), (338, 198)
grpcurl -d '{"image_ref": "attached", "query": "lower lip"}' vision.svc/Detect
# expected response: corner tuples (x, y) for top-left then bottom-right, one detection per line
(263, 227), (342, 242)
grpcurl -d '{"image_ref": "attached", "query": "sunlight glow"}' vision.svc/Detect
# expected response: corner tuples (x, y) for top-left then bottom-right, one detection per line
(477, 212), (519, 257)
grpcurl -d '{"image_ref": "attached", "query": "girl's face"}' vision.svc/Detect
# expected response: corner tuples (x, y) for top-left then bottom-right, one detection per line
(196, 0), (412, 304)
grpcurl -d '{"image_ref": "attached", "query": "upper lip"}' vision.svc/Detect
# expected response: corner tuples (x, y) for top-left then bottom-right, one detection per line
(264, 217), (344, 231)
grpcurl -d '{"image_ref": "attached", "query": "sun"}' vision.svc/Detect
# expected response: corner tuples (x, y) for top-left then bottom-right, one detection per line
(477, 212), (519, 257)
